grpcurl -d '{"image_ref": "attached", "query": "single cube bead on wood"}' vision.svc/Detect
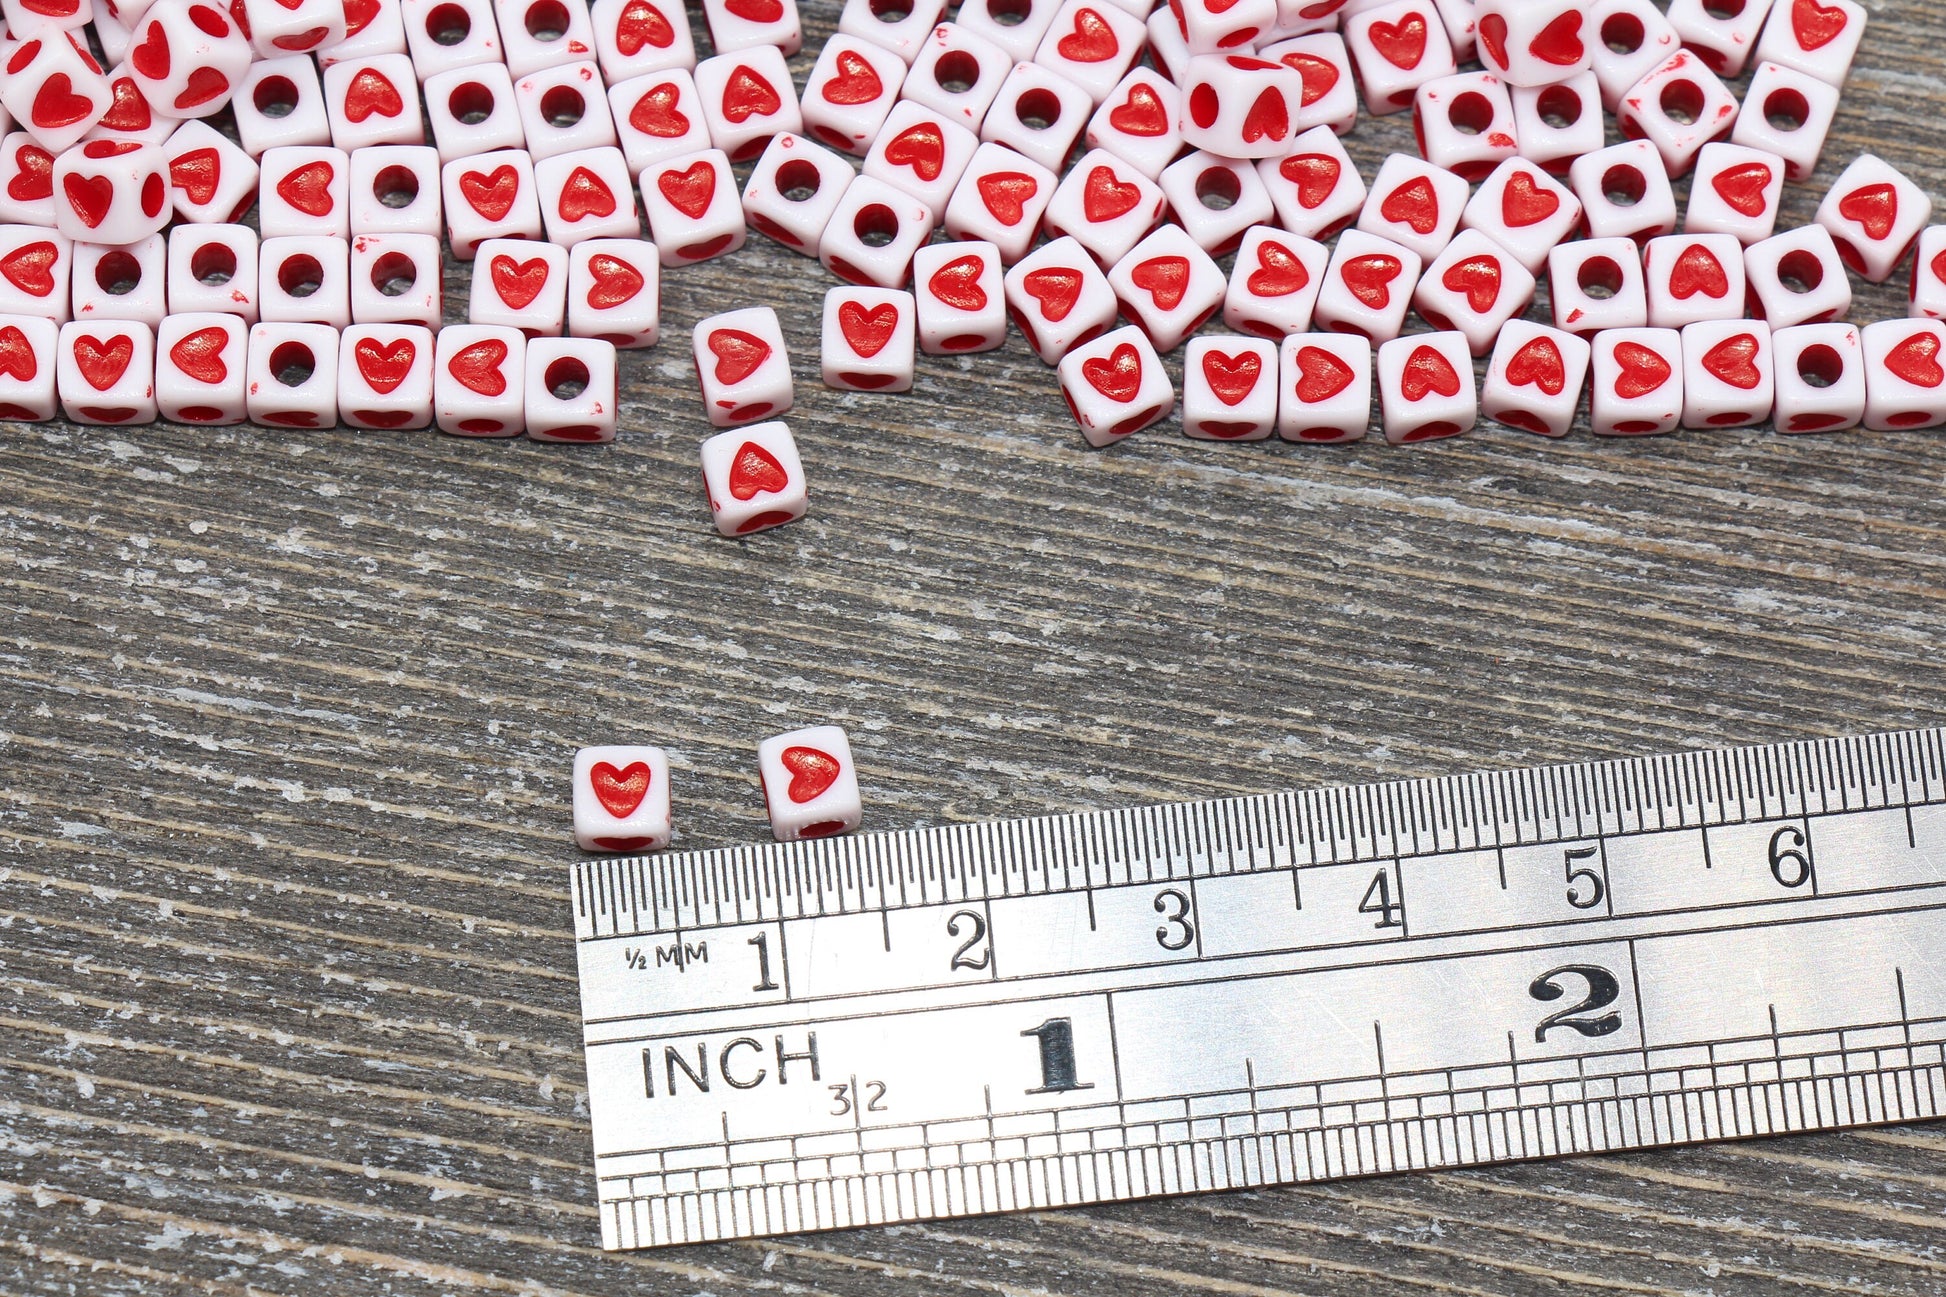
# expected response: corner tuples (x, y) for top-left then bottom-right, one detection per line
(700, 0), (801, 57)
(1460, 159), (1580, 276)
(156, 311), (247, 425)
(1276, 331), (1372, 443)
(757, 726), (860, 841)
(741, 132), (855, 257)
(1817, 154), (1933, 285)
(1643, 233), (1746, 330)
(821, 285), (915, 391)
(639, 147), (745, 266)
(322, 54), (424, 149)
(610, 70), (712, 172)
(1665, 0), (1774, 79)
(1413, 227), (1537, 356)
(1003, 234), (1117, 364)
(51, 139), (168, 243)
(1041, 148), (1166, 268)
(471, 237), (567, 335)
(1481, 319), (1590, 437)
(1680, 319), (1773, 429)
(1569, 139), (1677, 246)
(1612, 50), (1738, 178)
(1729, 62), (1838, 185)
(979, 61), (1090, 177)
(1508, 72), (1603, 174)
(1085, 68), (1182, 180)
(348, 145), (442, 238)
(1343, 0), (1458, 116)
(1861, 319), (1946, 431)
(942, 141), (1058, 264)
(1472, 0), (1591, 87)
(1589, 326), (1683, 436)
(1178, 55), (1305, 162)
(817, 173), (933, 288)
(903, 22), (1011, 133)
(567, 238), (659, 347)
(441, 148), (544, 258)
(693, 46), (800, 163)
(1755, 0), (1864, 88)
(1745, 223), (1851, 330)
(339, 323), (434, 428)
(1108, 224), (1225, 353)
(1410, 71), (1516, 182)
(166, 120), (260, 223)
(862, 100), (979, 224)
(1356, 153), (1467, 263)
(700, 419), (808, 535)
(1549, 236), (1648, 336)
(1223, 225), (1328, 339)
(1256, 125), (1366, 241)
(913, 240), (1006, 355)
(589, 0), (696, 85)
(798, 33), (905, 157)
(573, 745), (671, 852)
(1770, 322), (1863, 434)
(693, 305), (792, 426)
(426, 64), (528, 162)
(1684, 143), (1785, 247)
(1056, 324), (1174, 446)
(1159, 151), (1274, 257)
(259, 145), (351, 238)
(1588, 0), (1679, 110)
(73, 234), (166, 328)
(245, 320), (339, 428)
(434, 323), (526, 436)
(1033, 0), (1147, 105)
(513, 61), (616, 162)
(0, 225), (72, 321)
(525, 336), (618, 442)
(57, 318), (155, 425)
(1377, 330), (1476, 443)
(0, 313), (60, 421)
(1260, 33), (1359, 138)
(1313, 228), (1421, 343)
(1182, 335), (1278, 441)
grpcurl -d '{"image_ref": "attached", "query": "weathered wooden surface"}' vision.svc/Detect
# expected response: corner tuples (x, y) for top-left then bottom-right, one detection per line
(7, 3), (1946, 1293)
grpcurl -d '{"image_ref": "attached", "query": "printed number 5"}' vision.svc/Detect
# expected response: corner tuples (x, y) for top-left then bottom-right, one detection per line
(1564, 846), (1605, 910)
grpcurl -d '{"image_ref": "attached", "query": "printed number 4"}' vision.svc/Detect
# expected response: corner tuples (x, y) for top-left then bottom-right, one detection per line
(1359, 869), (1405, 929)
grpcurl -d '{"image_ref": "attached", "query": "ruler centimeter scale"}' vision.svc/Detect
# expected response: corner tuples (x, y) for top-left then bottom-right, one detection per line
(570, 727), (1946, 1250)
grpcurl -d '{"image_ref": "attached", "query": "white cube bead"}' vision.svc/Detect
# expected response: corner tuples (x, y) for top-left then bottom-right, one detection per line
(525, 336), (617, 441)
(0, 313), (59, 420)
(72, 234), (165, 328)
(1643, 232), (1745, 329)
(434, 323), (526, 436)
(260, 234), (351, 327)
(1356, 152), (1467, 262)
(1680, 318), (1773, 429)
(1107, 223), (1225, 352)
(1413, 227), (1536, 356)
(1041, 147), (1165, 268)
(1744, 222), (1850, 330)
(1256, 124), (1366, 240)
(1459, 158), (1579, 276)
(1002, 234), (1117, 364)
(1222, 225), (1328, 339)
(694, 305), (791, 426)
(567, 237), (659, 347)
(1056, 323), (1173, 446)
(573, 745), (672, 852)
(1276, 331), (1372, 443)
(471, 236), (567, 335)
(441, 148), (544, 258)
(339, 323), (434, 428)
(610, 69), (712, 172)
(246, 321), (339, 427)
(912, 239), (1005, 355)
(817, 173), (932, 288)
(1182, 334), (1277, 440)
(1568, 139), (1676, 245)
(57, 318), (154, 425)
(155, 310), (247, 424)
(1589, 326), (1682, 436)
(1084, 68), (1182, 180)
(1548, 236), (1647, 337)
(1480, 319), (1589, 437)
(820, 284), (915, 390)
(1770, 322), (1863, 435)
(1729, 61), (1838, 183)
(1312, 228), (1421, 343)
(757, 726), (860, 841)
(513, 60), (615, 162)
(639, 147), (745, 266)
(259, 144), (351, 237)
(1861, 319), (1946, 432)
(700, 418), (808, 534)
(1816, 153), (1933, 285)
(1377, 329), (1475, 443)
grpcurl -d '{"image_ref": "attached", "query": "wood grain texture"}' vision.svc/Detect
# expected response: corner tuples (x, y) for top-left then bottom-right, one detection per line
(6, 2), (1946, 1292)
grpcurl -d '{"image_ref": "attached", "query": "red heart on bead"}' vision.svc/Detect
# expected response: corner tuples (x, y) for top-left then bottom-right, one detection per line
(0, 241), (58, 296)
(1504, 337), (1565, 395)
(1341, 254), (1401, 308)
(557, 166), (617, 221)
(1792, 0), (1848, 50)
(821, 49), (882, 104)
(585, 254), (644, 308)
(490, 254), (549, 308)
(1501, 170), (1558, 227)
(1129, 255), (1188, 310)
(1081, 164), (1140, 220)
(1886, 331), (1944, 388)
(720, 65), (781, 123)
(656, 160), (715, 217)
(1379, 176), (1440, 234)
(928, 254), (987, 311)
(839, 301), (897, 356)
(8, 145), (51, 202)
(629, 81), (689, 136)
(976, 171), (1037, 225)
(342, 0), (378, 36)
(1056, 7), (1118, 61)
(31, 74), (95, 129)
(354, 336), (416, 392)
(1247, 239), (1308, 297)
(1201, 349), (1261, 405)
(1240, 87), (1288, 143)
(1366, 12), (1426, 69)
(1108, 82), (1168, 135)
(1711, 161), (1773, 217)
(1292, 345), (1352, 402)
(614, 0), (674, 53)
(1278, 153), (1339, 209)
(101, 75), (151, 130)
(1280, 52), (1338, 106)
(709, 328), (771, 384)
(728, 440), (788, 499)
(448, 339), (509, 395)
(1441, 253), (1501, 312)
(1081, 342), (1143, 401)
(1398, 344), (1460, 401)
(0, 325), (36, 381)
(1668, 243), (1728, 299)
(1702, 333), (1762, 389)
(881, 123), (944, 181)
(272, 25), (333, 49)
(72, 333), (132, 390)
(459, 165), (518, 219)
(589, 761), (651, 817)
(724, 0), (781, 20)
(343, 67), (403, 120)
(1839, 182), (1898, 240)
(1476, 12), (1507, 68)
(1021, 268), (1080, 322)
(277, 160), (336, 216)
(130, 22), (170, 77)
(1529, 10), (1583, 64)
(169, 325), (229, 384)
(780, 747), (839, 803)
(60, 173), (112, 228)
(1612, 341), (1673, 398)
(173, 66), (231, 110)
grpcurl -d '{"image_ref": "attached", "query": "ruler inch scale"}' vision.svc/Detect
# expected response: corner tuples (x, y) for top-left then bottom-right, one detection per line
(572, 727), (1946, 1250)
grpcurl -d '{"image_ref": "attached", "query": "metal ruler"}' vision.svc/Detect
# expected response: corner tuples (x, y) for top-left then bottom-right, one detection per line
(570, 727), (1946, 1250)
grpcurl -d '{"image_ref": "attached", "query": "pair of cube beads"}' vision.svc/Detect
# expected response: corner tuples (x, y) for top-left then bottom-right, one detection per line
(572, 725), (862, 850)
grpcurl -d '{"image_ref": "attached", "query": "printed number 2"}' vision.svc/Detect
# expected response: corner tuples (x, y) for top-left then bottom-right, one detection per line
(947, 909), (991, 971)
(1530, 964), (1623, 1042)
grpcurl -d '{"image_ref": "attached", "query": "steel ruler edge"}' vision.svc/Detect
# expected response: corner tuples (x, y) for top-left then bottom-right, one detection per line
(569, 725), (1946, 1250)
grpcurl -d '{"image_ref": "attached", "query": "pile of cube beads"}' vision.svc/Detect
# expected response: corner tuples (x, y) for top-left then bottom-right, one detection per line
(575, 727), (861, 846)
(0, 0), (1939, 543)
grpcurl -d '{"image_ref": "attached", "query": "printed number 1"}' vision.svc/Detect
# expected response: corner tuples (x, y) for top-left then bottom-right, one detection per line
(1022, 1017), (1093, 1094)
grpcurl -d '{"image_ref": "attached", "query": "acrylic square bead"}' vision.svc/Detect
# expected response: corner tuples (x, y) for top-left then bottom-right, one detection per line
(757, 726), (860, 841)
(259, 144), (351, 238)
(956, 0), (1062, 63)
(837, 0), (945, 65)
(1002, 234), (1117, 364)
(535, 145), (638, 246)
(573, 745), (672, 852)
(1256, 125), (1365, 241)
(245, 321), (339, 427)
(1680, 319), (1773, 429)
(1377, 330), (1475, 443)
(232, 56), (332, 156)
(0, 313), (59, 420)
(817, 174), (932, 288)
(1182, 335), (1277, 440)
(318, 0), (409, 66)
(165, 121), (260, 224)
(1643, 233), (1746, 329)
(525, 336), (618, 442)
(1728, 62), (1838, 184)
(1508, 73), (1603, 174)
(693, 305), (791, 426)
(1158, 151), (1274, 257)
(350, 231), (441, 328)
(156, 311), (247, 425)
(861, 100), (978, 224)
(1033, 0), (1146, 105)
(589, 0), (696, 84)
(639, 148), (745, 267)
(339, 323), (434, 428)
(1744, 223), (1850, 330)
(1312, 228), (1422, 343)
(322, 54), (424, 150)
(0, 135), (57, 227)
(72, 234), (165, 328)
(1755, 0), (1864, 87)
(1861, 319), (1946, 432)
(470, 236), (568, 334)
(1260, 33), (1359, 136)
(513, 60), (616, 162)
(1460, 159), (1580, 276)
(1472, 0), (1592, 87)
(1769, 322), (1863, 435)
(1684, 143), (1785, 249)
(1568, 139), (1677, 245)
(741, 132), (855, 256)
(1276, 332), (1372, 443)
(496, 0), (597, 79)
(434, 323), (527, 436)
(347, 144), (443, 237)
(821, 285), (915, 390)
(610, 70), (713, 172)
(1342, 0), (1458, 116)
(1108, 224), (1225, 352)
(692, 45), (800, 163)
(1413, 228), (1537, 356)
(1222, 226), (1328, 339)
(1548, 237), (1647, 336)
(1665, 0), (1773, 78)
(567, 238), (659, 347)
(0, 225), (71, 320)
(1481, 319), (1589, 437)
(979, 61), (1090, 177)
(441, 148), (544, 257)
(1587, 0), (1679, 110)
(1816, 154), (1932, 285)
(1357, 152), (1467, 262)
(57, 318), (154, 426)
(942, 141), (1058, 264)
(1589, 326), (1683, 436)
(401, 0), (502, 79)
(1084, 68), (1181, 180)
(1040, 148), (1165, 268)
(798, 33), (904, 157)
(700, 419), (808, 534)
(1177, 54), (1305, 162)
(1056, 324), (1173, 446)
(699, 0), (801, 57)
(1611, 50), (1738, 178)
(912, 240), (1006, 355)
(1410, 71), (1516, 182)
(902, 22), (1011, 132)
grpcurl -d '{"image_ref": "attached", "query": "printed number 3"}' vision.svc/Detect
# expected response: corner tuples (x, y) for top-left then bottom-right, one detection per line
(1154, 888), (1194, 951)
